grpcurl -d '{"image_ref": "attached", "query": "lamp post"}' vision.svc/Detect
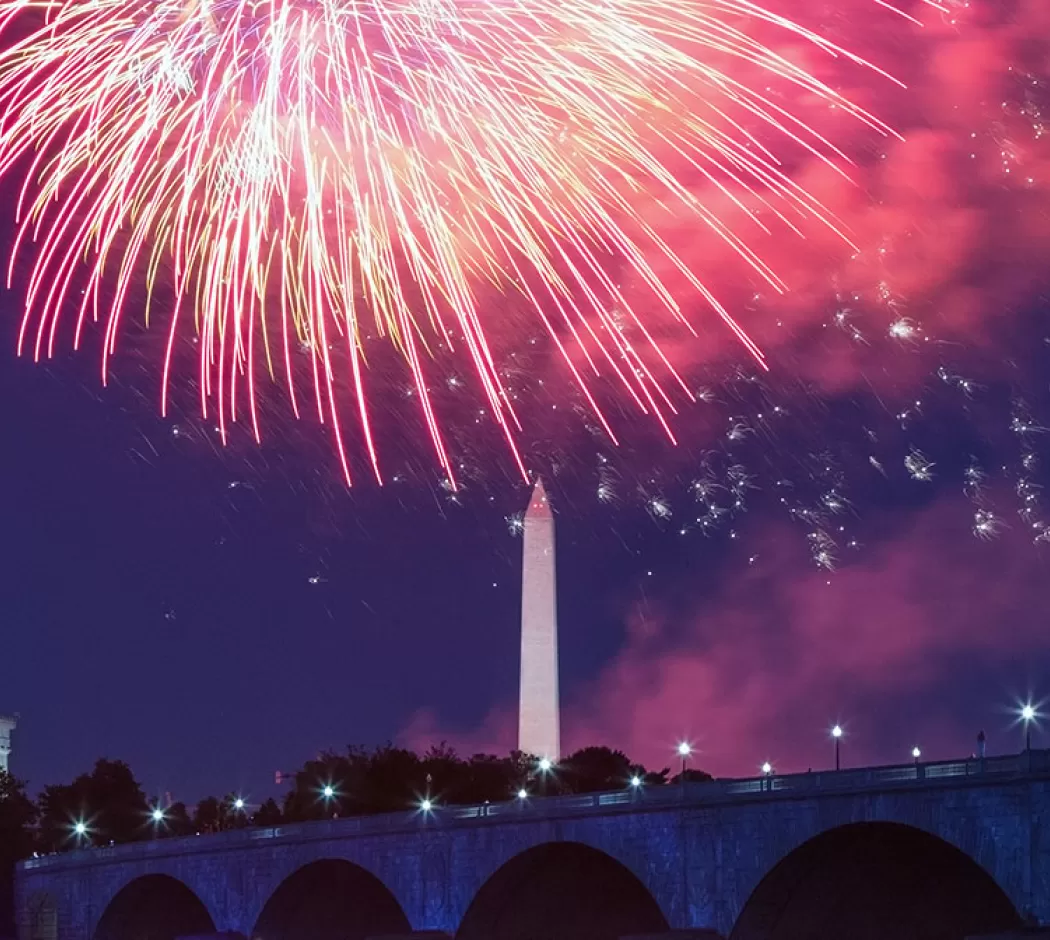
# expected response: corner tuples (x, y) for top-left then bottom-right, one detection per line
(677, 742), (692, 779)
(536, 757), (553, 796)
(1022, 705), (1035, 751)
(912, 746), (921, 765)
(831, 725), (843, 770)
(319, 783), (338, 819)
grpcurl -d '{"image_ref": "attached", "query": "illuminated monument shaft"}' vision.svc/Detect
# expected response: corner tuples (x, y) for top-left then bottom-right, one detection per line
(518, 479), (560, 760)
(0, 714), (15, 773)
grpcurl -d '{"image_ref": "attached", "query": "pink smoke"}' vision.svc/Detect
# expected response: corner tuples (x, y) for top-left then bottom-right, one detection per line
(402, 492), (1048, 775)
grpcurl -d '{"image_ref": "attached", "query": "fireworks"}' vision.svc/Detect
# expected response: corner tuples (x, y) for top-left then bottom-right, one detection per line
(0, 0), (937, 483)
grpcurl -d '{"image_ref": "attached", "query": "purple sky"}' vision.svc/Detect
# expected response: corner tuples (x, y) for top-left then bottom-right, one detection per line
(1, 0), (1049, 803)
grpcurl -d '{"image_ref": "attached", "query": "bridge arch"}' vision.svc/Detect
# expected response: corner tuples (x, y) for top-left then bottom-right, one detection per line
(456, 840), (669, 940)
(730, 820), (1023, 940)
(92, 874), (214, 940)
(252, 858), (410, 940)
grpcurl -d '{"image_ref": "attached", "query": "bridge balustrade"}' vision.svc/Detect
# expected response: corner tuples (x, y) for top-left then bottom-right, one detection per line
(20, 750), (1047, 873)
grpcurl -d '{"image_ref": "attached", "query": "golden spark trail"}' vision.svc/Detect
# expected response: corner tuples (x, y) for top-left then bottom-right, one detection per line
(0, 0), (935, 483)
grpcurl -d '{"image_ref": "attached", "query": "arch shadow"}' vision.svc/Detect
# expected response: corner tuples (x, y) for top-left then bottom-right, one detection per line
(730, 821), (1022, 940)
(253, 858), (410, 940)
(93, 874), (214, 940)
(456, 841), (669, 940)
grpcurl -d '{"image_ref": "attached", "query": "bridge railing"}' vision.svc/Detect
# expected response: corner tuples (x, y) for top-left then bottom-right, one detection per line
(20, 749), (1049, 871)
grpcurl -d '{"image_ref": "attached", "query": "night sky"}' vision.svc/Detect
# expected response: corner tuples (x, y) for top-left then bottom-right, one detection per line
(2, 0), (1050, 807)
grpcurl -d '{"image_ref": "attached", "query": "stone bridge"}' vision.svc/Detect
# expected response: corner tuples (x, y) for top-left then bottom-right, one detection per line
(16, 751), (1050, 940)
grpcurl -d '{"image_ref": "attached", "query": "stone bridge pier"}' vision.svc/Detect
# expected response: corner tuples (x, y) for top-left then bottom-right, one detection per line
(17, 751), (1050, 940)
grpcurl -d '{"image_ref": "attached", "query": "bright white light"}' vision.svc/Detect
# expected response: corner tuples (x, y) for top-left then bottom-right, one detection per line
(517, 788), (528, 800)
(761, 762), (773, 775)
(322, 785), (335, 799)
(912, 747), (921, 759)
(677, 742), (692, 757)
(234, 798), (245, 810)
(538, 758), (552, 772)
(629, 775), (642, 787)
(831, 725), (843, 738)
(73, 822), (87, 836)
(151, 808), (164, 822)
(420, 798), (432, 812)
(1022, 705), (1036, 721)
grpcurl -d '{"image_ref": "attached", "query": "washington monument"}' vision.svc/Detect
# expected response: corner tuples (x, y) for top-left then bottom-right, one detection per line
(518, 478), (561, 761)
(0, 714), (16, 773)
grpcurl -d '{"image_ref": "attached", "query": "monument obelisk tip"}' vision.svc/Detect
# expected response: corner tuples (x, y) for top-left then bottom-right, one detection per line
(527, 476), (552, 517)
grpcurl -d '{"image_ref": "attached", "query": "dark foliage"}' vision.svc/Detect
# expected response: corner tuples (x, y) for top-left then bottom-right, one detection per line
(37, 759), (148, 852)
(0, 771), (37, 937)
(20, 744), (704, 858)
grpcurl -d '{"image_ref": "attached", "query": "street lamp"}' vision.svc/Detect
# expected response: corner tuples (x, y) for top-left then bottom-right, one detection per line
(537, 757), (553, 773)
(517, 788), (528, 800)
(1021, 704), (1036, 751)
(677, 742), (692, 777)
(761, 762), (773, 776)
(912, 746), (921, 764)
(151, 807), (165, 824)
(420, 798), (433, 813)
(319, 784), (338, 818)
(233, 798), (245, 811)
(629, 775), (642, 788)
(831, 725), (843, 771)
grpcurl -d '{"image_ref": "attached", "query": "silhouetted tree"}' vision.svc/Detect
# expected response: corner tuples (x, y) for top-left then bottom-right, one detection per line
(460, 752), (522, 803)
(0, 771), (38, 936)
(363, 745), (425, 811)
(420, 742), (464, 800)
(670, 768), (713, 785)
(274, 743), (671, 818)
(252, 798), (282, 826)
(282, 749), (363, 821)
(193, 795), (231, 833)
(163, 801), (194, 837)
(38, 759), (148, 851)
(638, 766), (670, 787)
(561, 746), (634, 793)
(28, 743), (674, 860)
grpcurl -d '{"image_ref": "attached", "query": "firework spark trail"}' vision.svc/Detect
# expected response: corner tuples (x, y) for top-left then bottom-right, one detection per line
(0, 0), (935, 484)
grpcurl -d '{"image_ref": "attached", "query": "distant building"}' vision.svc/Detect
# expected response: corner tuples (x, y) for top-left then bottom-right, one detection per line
(0, 714), (16, 773)
(517, 479), (560, 761)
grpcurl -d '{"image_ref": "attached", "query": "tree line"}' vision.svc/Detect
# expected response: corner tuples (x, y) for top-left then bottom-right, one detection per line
(0, 743), (710, 936)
